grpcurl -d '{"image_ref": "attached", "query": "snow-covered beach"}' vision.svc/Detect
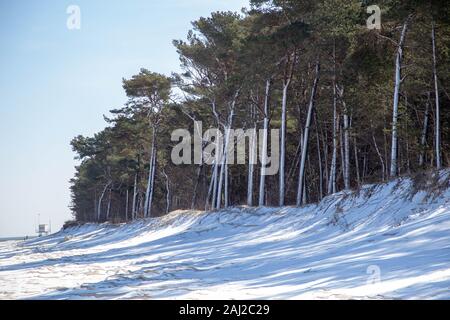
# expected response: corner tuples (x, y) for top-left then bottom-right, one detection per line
(1, 173), (450, 300)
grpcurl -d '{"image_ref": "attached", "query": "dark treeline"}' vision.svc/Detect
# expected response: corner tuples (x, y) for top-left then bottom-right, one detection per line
(70, 0), (450, 223)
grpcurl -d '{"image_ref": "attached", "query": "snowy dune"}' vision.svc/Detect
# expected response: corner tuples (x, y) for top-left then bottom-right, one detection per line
(1, 171), (450, 300)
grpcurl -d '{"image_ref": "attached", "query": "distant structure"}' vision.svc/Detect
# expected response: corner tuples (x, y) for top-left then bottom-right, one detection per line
(35, 214), (51, 237)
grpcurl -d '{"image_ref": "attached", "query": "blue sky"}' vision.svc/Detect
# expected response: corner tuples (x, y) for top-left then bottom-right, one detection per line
(0, 0), (248, 237)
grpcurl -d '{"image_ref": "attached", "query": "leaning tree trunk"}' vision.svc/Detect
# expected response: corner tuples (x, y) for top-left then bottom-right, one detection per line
(216, 107), (235, 209)
(210, 104), (221, 210)
(205, 163), (216, 210)
(259, 79), (271, 206)
(315, 112), (323, 200)
(354, 137), (361, 186)
(390, 18), (409, 177)
(216, 137), (226, 209)
(97, 181), (110, 221)
(432, 21), (441, 169)
(211, 160), (219, 209)
(372, 128), (386, 181)
(297, 61), (320, 206)
(147, 146), (157, 217)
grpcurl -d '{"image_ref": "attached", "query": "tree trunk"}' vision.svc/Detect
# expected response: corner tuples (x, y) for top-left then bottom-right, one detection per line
(315, 112), (323, 200)
(131, 173), (137, 220)
(211, 160), (219, 209)
(217, 101), (236, 209)
(390, 18), (409, 177)
(206, 163), (216, 210)
(97, 181), (110, 221)
(144, 126), (156, 217)
(297, 61), (320, 206)
(321, 121), (329, 190)
(138, 193), (144, 218)
(419, 93), (430, 167)
(328, 44), (338, 194)
(191, 165), (202, 209)
(279, 83), (289, 206)
(337, 85), (351, 190)
(286, 131), (302, 192)
(247, 126), (257, 206)
(125, 188), (129, 221)
(328, 92), (338, 194)
(224, 154), (229, 208)
(106, 188), (112, 220)
(147, 146), (157, 217)
(383, 119), (389, 179)
(339, 116), (345, 184)
(373, 129), (385, 181)
(259, 79), (271, 206)
(163, 169), (170, 214)
(432, 21), (441, 169)
(93, 197), (97, 222)
(344, 114), (350, 189)
(216, 131), (228, 209)
(354, 137), (361, 186)
(280, 54), (294, 207)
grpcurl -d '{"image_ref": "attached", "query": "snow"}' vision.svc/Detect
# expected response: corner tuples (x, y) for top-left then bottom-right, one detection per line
(1, 172), (450, 300)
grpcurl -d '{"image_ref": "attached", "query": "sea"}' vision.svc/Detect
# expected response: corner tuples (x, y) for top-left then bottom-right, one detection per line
(0, 236), (37, 242)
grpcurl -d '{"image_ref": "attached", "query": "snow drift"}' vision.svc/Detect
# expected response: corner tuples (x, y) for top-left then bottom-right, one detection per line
(1, 171), (450, 300)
